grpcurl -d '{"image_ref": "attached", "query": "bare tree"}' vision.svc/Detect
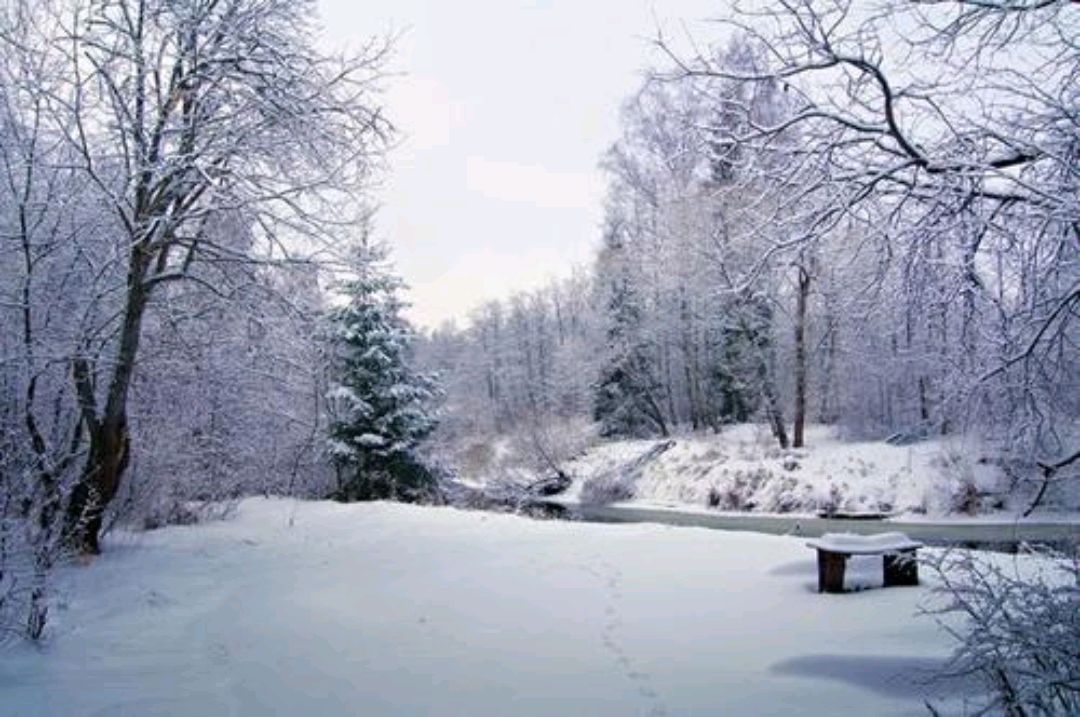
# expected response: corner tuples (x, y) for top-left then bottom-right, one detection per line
(654, 0), (1078, 469)
(5, 0), (393, 553)
(0, 0), (96, 636)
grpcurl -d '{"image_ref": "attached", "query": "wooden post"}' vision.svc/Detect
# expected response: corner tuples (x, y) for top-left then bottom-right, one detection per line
(817, 550), (847, 593)
(883, 550), (919, 587)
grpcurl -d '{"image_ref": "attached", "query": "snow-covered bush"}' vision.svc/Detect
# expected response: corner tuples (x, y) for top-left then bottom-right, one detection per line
(0, 519), (49, 642)
(924, 548), (1080, 716)
(706, 466), (775, 511)
(0, 414), (71, 641)
(757, 475), (809, 513)
(0, 469), (64, 643)
(133, 495), (239, 532)
(947, 478), (981, 516)
(579, 471), (635, 505)
(457, 441), (497, 480)
(441, 417), (598, 499)
(929, 446), (1008, 516)
(815, 483), (844, 516)
(508, 416), (598, 479)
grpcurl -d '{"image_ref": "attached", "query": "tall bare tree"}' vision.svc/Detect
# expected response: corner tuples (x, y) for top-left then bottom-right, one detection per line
(8, 0), (393, 553)
(655, 0), (1078, 469)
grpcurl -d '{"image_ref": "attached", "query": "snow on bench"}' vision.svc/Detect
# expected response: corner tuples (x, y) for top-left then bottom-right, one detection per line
(806, 532), (923, 593)
(806, 532), (923, 555)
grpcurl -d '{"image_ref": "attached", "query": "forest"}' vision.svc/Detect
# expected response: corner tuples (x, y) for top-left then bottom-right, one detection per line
(418, 1), (1077, 505)
(0, 2), (1077, 711)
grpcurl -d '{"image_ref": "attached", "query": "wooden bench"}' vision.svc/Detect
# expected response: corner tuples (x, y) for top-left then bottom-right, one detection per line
(806, 532), (923, 593)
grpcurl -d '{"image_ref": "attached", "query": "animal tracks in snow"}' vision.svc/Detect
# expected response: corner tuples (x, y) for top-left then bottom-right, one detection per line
(584, 557), (668, 717)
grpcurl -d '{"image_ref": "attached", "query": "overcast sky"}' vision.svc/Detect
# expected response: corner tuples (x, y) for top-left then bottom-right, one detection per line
(317, 0), (718, 329)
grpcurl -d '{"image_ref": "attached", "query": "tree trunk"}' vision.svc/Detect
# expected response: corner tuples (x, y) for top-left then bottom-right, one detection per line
(764, 377), (789, 449)
(746, 302), (789, 450)
(817, 316), (836, 423)
(65, 252), (150, 554)
(759, 337), (789, 449)
(65, 419), (131, 554)
(793, 266), (810, 448)
(660, 341), (677, 429)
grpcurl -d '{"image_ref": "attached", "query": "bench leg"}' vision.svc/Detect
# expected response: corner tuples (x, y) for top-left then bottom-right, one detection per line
(883, 550), (919, 587)
(817, 550), (847, 593)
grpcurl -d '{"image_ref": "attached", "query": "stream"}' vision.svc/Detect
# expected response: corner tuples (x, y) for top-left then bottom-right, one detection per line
(539, 499), (1078, 551)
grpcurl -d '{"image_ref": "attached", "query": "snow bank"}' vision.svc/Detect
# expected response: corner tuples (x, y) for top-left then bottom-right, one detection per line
(563, 424), (1012, 517)
(0, 498), (974, 715)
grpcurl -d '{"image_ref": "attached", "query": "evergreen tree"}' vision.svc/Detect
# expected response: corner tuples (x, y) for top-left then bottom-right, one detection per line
(592, 227), (668, 437)
(326, 243), (439, 501)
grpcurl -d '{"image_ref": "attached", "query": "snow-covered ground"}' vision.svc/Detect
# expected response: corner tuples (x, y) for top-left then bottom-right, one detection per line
(561, 424), (1035, 518)
(1, 498), (979, 716)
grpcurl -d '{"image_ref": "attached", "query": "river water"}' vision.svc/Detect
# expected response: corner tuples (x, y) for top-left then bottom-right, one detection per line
(541, 500), (1078, 551)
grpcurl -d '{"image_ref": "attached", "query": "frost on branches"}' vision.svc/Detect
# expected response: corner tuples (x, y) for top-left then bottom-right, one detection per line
(924, 549), (1080, 716)
(325, 244), (440, 502)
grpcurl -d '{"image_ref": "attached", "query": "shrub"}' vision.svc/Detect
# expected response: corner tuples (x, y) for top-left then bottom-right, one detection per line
(923, 547), (1080, 716)
(579, 472), (635, 506)
(949, 477), (982, 515)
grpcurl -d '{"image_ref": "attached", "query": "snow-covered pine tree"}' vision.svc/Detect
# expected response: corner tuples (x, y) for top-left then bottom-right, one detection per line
(326, 243), (440, 502)
(593, 224), (668, 438)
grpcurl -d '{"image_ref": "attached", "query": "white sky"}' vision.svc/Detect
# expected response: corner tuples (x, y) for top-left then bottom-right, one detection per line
(317, 0), (718, 329)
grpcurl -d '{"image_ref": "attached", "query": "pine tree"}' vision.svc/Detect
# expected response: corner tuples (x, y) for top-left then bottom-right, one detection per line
(592, 226), (668, 438)
(325, 243), (439, 501)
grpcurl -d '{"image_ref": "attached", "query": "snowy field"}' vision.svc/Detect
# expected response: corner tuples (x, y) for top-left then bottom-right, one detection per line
(0, 499), (981, 716)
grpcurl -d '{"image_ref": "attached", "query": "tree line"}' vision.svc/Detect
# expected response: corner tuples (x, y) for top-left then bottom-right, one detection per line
(419, 1), (1078, 499)
(0, 0), (441, 639)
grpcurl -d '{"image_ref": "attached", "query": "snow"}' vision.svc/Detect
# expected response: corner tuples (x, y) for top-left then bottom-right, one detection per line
(560, 424), (1016, 517)
(807, 533), (922, 554)
(0, 498), (976, 716)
